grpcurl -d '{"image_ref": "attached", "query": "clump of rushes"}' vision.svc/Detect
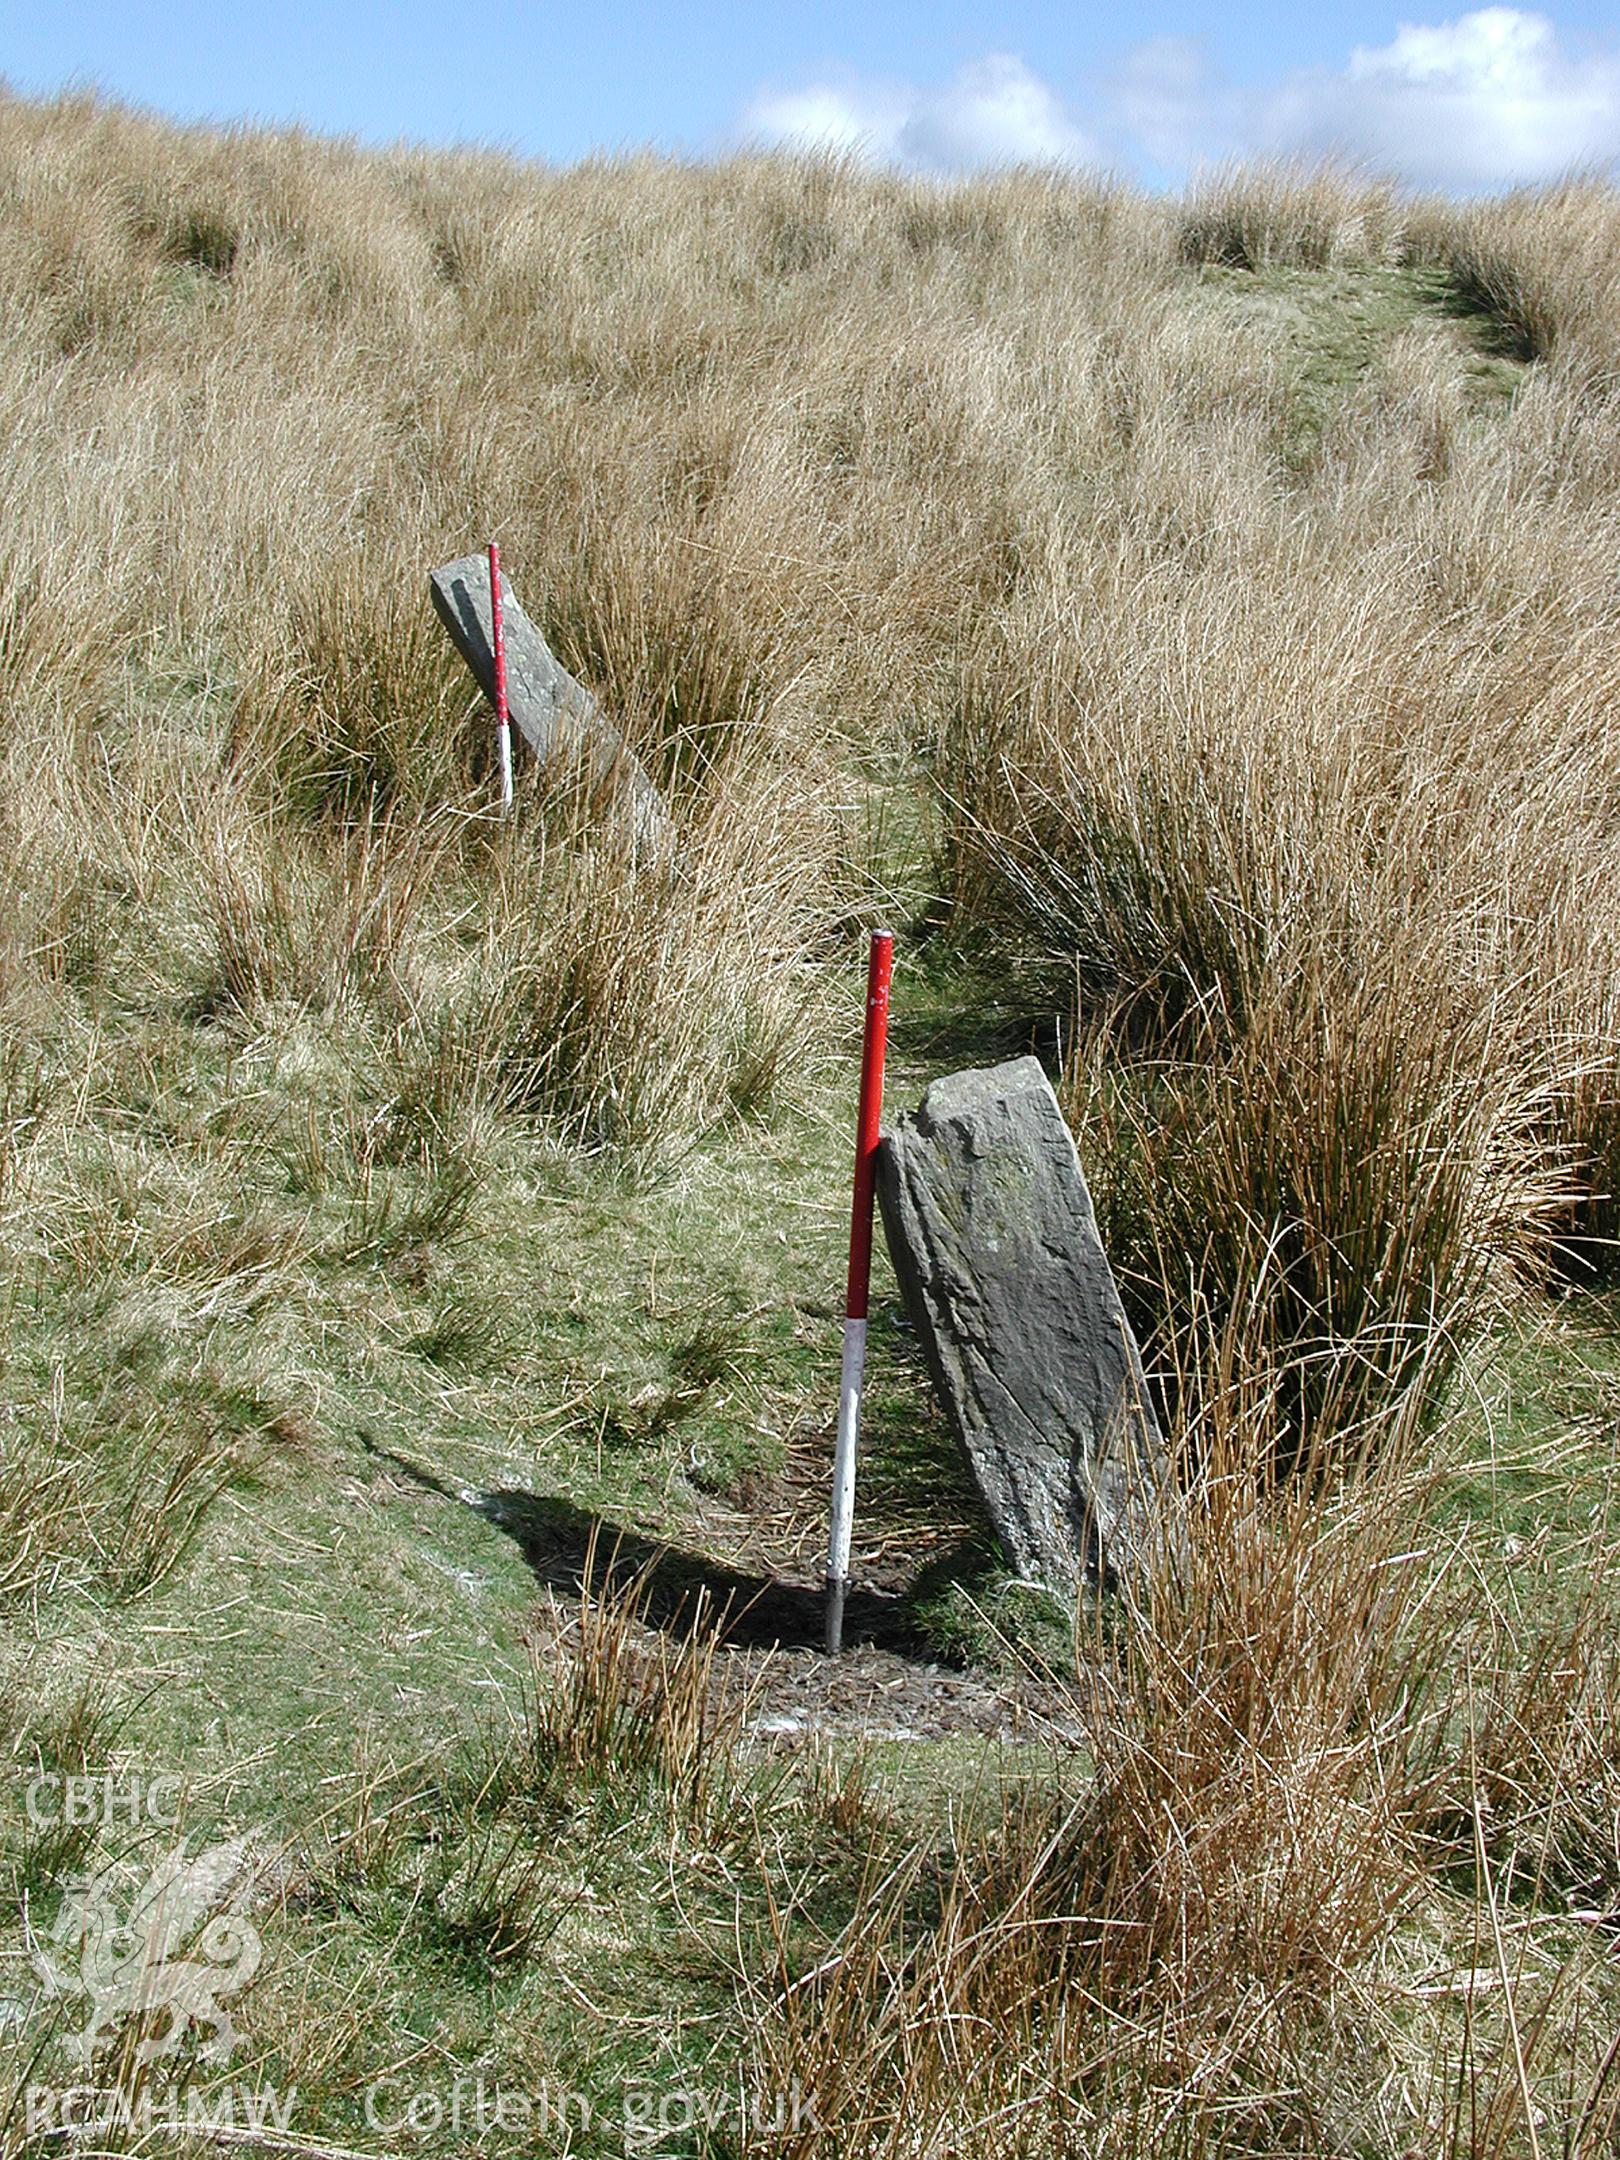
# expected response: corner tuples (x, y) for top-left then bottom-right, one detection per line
(740, 1417), (1620, 2159)
(1179, 159), (1408, 271)
(508, 1537), (751, 1833)
(1067, 931), (1571, 1471)
(1405, 178), (1620, 376)
(392, 753), (829, 1159)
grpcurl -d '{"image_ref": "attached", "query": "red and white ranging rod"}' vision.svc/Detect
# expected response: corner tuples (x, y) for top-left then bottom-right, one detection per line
(825, 928), (894, 1656)
(489, 541), (513, 815)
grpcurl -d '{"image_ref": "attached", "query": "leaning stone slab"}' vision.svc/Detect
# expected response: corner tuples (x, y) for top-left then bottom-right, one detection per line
(429, 552), (673, 857)
(876, 1056), (1171, 1592)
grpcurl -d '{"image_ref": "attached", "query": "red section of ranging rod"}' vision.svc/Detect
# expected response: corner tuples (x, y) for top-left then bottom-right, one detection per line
(844, 931), (894, 1321)
(489, 541), (513, 812)
(825, 929), (893, 1654)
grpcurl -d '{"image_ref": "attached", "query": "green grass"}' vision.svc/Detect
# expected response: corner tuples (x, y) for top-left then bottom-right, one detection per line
(7, 944), (1615, 2148)
(0, 909), (1009, 2144)
(5, 135), (1620, 2155)
(5, 1055), (1620, 2149)
(1191, 258), (1527, 468)
(0, 864), (1118, 2155)
(1430, 1298), (1620, 1554)
(6, 810), (1620, 2156)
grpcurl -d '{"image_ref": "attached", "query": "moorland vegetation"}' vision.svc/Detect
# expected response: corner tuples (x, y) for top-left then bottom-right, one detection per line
(3, 90), (1620, 2154)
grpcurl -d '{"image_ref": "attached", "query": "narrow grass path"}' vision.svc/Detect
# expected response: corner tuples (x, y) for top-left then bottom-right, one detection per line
(1191, 258), (1527, 468)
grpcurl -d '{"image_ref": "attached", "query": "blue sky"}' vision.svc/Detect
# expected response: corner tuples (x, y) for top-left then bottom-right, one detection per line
(4, 2), (1619, 190)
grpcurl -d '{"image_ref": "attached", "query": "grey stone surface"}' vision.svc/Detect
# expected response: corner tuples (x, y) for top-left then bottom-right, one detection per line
(429, 552), (672, 855)
(876, 1056), (1172, 1592)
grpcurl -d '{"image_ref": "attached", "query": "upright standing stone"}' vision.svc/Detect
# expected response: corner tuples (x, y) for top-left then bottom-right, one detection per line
(876, 1056), (1171, 1592)
(429, 552), (673, 856)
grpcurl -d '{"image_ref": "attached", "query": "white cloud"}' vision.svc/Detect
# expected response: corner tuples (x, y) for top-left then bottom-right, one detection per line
(1109, 37), (1241, 173)
(742, 54), (1100, 175)
(743, 78), (909, 163)
(1329, 8), (1620, 183)
(740, 13), (1620, 193)
(1124, 9), (1620, 188)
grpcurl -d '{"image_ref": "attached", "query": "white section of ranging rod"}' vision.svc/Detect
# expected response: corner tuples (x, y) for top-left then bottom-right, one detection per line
(489, 543), (514, 817)
(824, 1315), (867, 1652)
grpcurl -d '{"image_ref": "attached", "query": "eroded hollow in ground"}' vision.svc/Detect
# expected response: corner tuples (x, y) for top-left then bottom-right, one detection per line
(369, 1438), (1081, 1746)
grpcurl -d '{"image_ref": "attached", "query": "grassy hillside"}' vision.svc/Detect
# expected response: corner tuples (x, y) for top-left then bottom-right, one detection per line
(4, 93), (1620, 2154)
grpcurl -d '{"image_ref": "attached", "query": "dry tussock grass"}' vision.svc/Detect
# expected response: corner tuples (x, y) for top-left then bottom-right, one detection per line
(932, 165), (1620, 1462)
(1408, 177), (1620, 378)
(1180, 159), (1409, 271)
(0, 97), (1174, 1165)
(742, 1426), (1620, 2157)
(3, 103), (1620, 2152)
